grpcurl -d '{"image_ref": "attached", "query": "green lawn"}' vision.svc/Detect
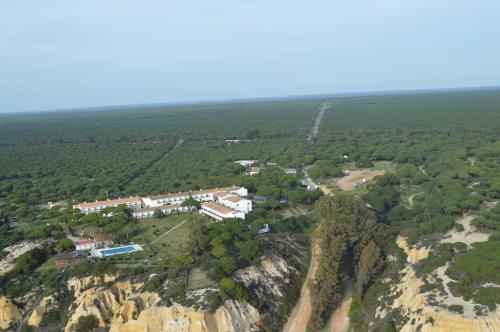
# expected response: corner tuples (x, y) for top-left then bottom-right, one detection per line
(151, 219), (190, 261)
(132, 214), (187, 244)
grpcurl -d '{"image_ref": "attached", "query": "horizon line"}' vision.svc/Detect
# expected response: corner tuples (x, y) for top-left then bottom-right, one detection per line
(2, 84), (500, 116)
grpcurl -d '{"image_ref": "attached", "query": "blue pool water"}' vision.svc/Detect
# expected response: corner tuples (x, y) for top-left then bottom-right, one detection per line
(100, 245), (137, 256)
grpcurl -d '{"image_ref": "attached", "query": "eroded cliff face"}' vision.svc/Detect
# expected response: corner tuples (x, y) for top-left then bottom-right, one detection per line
(18, 234), (306, 332)
(0, 296), (22, 330)
(380, 235), (500, 332)
(27, 295), (57, 327)
(62, 276), (260, 332)
(112, 300), (259, 332)
(236, 235), (305, 307)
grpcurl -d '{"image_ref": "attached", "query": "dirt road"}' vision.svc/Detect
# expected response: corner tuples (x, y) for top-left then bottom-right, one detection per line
(407, 192), (424, 208)
(283, 238), (321, 332)
(284, 103), (328, 331)
(329, 282), (352, 332)
(284, 101), (349, 332)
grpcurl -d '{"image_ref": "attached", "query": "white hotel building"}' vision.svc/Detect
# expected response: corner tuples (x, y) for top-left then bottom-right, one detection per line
(141, 186), (248, 208)
(132, 204), (193, 219)
(200, 202), (245, 221)
(73, 197), (142, 214)
(74, 186), (252, 221)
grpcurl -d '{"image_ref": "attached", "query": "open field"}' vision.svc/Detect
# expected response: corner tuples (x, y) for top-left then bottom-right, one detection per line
(150, 217), (192, 261)
(334, 170), (384, 191)
(132, 215), (186, 244)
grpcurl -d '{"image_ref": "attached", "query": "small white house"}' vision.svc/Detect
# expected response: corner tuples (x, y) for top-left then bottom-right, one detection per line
(259, 224), (271, 234)
(234, 160), (256, 167)
(75, 239), (95, 251)
(74, 237), (112, 251)
(282, 168), (297, 175)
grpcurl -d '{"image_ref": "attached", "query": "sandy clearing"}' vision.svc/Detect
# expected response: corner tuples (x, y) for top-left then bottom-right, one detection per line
(335, 170), (384, 191)
(0, 241), (44, 276)
(386, 212), (500, 332)
(441, 214), (490, 247)
(319, 184), (333, 196)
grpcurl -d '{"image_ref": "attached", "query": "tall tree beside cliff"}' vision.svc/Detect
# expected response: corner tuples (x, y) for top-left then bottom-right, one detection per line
(309, 193), (377, 329)
(186, 214), (209, 260)
(353, 240), (383, 299)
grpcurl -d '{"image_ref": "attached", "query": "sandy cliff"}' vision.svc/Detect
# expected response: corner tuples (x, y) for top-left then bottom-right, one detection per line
(386, 235), (500, 332)
(0, 296), (22, 330)
(63, 276), (260, 332)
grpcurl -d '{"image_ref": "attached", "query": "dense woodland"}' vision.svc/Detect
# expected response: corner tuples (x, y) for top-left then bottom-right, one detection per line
(0, 99), (322, 331)
(0, 100), (317, 223)
(1, 89), (500, 331)
(306, 89), (500, 330)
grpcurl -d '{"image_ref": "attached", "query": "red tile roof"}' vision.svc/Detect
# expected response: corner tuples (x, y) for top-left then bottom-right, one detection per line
(75, 239), (94, 245)
(74, 197), (141, 209)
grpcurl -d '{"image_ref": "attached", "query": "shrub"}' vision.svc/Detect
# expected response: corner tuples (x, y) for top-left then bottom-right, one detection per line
(217, 256), (238, 275)
(75, 314), (99, 332)
(448, 304), (464, 314)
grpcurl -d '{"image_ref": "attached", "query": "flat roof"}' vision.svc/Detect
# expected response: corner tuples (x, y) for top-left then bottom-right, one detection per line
(224, 195), (246, 203)
(202, 201), (236, 215)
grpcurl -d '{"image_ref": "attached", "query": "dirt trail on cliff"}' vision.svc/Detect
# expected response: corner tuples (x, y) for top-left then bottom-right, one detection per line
(283, 237), (321, 332)
(329, 282), (352, 332)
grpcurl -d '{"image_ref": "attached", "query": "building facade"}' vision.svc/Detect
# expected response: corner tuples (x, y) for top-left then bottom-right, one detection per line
(73, 186), (251, 221)
(200, 202), (246, 221)
(73, 197), (142, 214)
(132, 204), (193, 219)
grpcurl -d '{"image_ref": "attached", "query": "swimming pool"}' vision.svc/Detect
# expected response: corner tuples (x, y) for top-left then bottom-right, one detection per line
(91, 244), (143, 258)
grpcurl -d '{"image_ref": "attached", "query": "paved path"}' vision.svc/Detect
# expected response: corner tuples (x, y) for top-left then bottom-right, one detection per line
(306, 102), (330, 144)
(301, 102), (330, 191)
(301, 165), (318, 191)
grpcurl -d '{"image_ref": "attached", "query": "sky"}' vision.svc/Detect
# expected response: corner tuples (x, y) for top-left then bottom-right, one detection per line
(1, 0), (500, 113)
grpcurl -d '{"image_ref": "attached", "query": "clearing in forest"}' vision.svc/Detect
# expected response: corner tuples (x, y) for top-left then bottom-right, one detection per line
(335, 169), (384, 191)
